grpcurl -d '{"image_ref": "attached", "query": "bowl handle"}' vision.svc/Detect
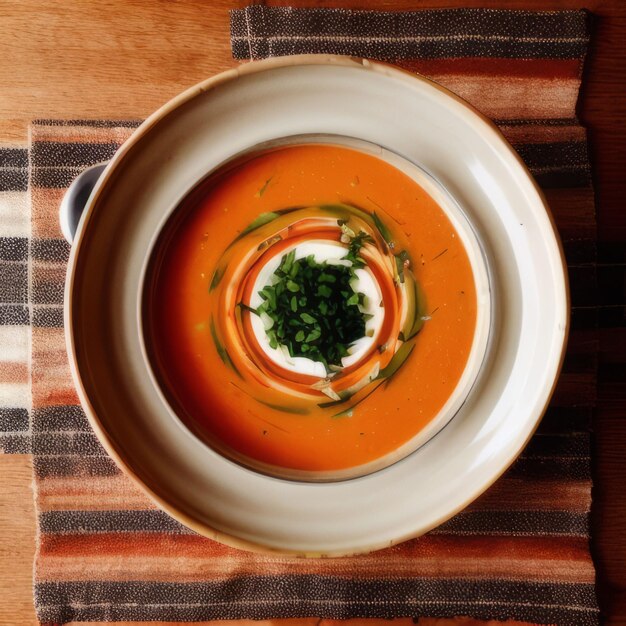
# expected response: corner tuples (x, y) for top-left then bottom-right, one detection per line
(59, 162), (108, 244)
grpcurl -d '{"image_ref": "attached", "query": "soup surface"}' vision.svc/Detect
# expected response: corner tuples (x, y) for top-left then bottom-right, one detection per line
(147, 144), (477, 475)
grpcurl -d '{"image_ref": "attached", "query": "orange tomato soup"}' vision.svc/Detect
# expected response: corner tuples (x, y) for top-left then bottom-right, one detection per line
(146, 144), (477, 473)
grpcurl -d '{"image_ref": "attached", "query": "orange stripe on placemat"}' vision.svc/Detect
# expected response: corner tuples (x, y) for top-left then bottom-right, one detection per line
(31, 187), (67, 240)
(425, 75), (580, 120)
(38, 534), (596, 584)
(0, 360), (28, 384)
(32, 327), (80, 408)
(32, 262), (68, 285)
(38, 474), (156, 511)
(31, 125), (136, 145)
(396, 57), (582, 80)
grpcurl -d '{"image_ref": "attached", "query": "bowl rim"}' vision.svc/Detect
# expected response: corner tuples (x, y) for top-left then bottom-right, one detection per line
(64, 53), (570, 557)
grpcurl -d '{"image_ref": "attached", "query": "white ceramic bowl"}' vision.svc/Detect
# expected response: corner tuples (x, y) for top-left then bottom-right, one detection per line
(64, 55), (568, 556)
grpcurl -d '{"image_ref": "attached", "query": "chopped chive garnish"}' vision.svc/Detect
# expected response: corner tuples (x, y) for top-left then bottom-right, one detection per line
(209, 317), (242, 379)
(260, 286), (276, 309)
(281, 249), (295, 274)
(395, 255), (405, 283)
(371, 212), (394, 247)
(255, 176), (273, 198)
(376, 341), (415, 380)
(256, 399), (309, 415)
(234, 211), (280, 242)
(256, 240), (370, 369)
(209, 264), (227, 291)
(394, 249), (411, 284)
(237, 302), (258, 315)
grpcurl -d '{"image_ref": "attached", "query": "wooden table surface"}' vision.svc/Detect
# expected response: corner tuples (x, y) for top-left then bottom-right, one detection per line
(1, 1), (624, 624)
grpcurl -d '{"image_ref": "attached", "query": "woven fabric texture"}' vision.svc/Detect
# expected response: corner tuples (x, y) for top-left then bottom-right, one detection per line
(0, 7), (599, 625)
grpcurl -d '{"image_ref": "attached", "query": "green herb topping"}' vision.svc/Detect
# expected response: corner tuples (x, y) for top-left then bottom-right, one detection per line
(253, 235), (372, 370)
(208, 203), (428, 419)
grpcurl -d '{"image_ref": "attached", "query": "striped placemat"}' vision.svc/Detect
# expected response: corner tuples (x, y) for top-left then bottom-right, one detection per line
(0, 144), (30, 452)
(0, 7), (599, 625)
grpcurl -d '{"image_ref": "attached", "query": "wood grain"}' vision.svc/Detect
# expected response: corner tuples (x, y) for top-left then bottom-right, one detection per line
(0, 0), (624, 624)
(0, 455), (38, 625)
(0, 0), (238, 135)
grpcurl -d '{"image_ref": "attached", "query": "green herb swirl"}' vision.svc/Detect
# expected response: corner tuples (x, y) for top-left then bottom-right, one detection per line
(255, 233), (372, 369)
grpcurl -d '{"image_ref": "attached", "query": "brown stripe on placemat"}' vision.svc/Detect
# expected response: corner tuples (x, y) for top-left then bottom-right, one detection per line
(31, 238), (69, 262)
(0, 261), (27, 302)
(231, 7), (589, 41)
(33, 455), (121, 479)
(37, 508), (590, 538)
(32, 263), (66, 305)
(0, 147), (28, 192)
(35, 578), (599, 625)
(0, 235), (28, 260)
(31, 432), (105, 456)
(0, 146), (28, 168)
(0, 304), (29, 325)
(31, 141), (121, 170)
(32, 405), (91, 430)
(230, 7), (590, 60)
(499, 121), (587, 143)
(538, 406), (593, 433)
(0, 407), (29, 431)
(32, 306), (64, 328)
